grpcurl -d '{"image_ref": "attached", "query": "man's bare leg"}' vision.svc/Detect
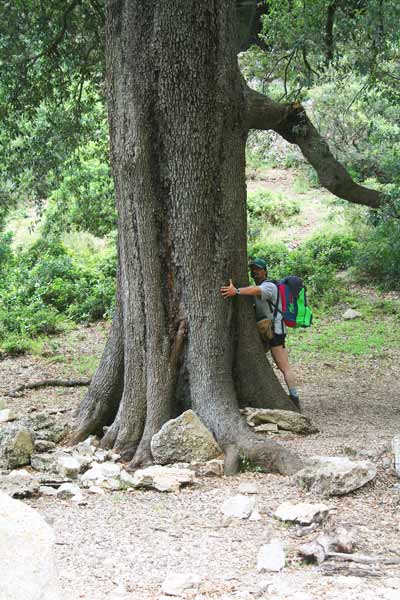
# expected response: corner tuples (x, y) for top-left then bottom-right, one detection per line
(270, 345), (300, 410)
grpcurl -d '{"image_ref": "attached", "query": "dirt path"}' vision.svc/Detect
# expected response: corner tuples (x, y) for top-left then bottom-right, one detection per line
(1, 323), (400, 600)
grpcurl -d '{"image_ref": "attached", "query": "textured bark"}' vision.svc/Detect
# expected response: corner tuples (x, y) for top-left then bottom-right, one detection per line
(74, 0), (304, 475)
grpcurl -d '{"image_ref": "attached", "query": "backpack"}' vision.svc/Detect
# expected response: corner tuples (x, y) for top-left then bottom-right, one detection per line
(268, 276), (313, 328)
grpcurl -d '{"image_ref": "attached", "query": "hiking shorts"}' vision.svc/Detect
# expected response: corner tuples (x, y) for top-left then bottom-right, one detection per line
(269, 333), (286, 348)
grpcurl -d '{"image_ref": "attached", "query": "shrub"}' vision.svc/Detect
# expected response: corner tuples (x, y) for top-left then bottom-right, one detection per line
(247, 191), (300, 233)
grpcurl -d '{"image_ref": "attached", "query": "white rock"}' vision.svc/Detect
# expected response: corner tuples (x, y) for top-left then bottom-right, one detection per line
(130, 465), (195, 493)
(161, 573), (202, 596)
(295, 456), (377, 496)
(56, 483), (81, 499)
(274, 501), (332, 524)
(238, 482), (258, 494)
(0, 491), (60, 599)
(343, 308), (362, 320)
(57, 455), (81, 479)
(221, 494), (256, 519)
(94, 449), (108, 462)
(71, 493), (86, 505)
(40, 486), (58, 497)
(120, 469), (137, 487)
(80, 461), (122, 485)
(249, 508), (262, 521)
(0, 408), (16, 423)
(88, 485), (105, 495)
(151, 410), (222, 464)
(100, 477), (122, 491)
(257, 540), (285, 572)
(76, 437), (98, 455)
(0, 469), (40, 498)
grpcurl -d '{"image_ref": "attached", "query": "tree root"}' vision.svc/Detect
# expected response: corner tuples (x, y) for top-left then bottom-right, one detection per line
(7, 378), (91, 398)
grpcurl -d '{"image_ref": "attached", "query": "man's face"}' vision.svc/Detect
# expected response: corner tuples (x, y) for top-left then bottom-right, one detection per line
(250, 266), (266, 284)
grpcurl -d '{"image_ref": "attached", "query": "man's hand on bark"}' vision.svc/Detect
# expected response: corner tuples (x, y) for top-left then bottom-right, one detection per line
(220, 279), (237, 298)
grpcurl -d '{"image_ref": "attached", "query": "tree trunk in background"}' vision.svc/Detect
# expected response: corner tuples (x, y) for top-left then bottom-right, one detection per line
(73, 0), (302, 476)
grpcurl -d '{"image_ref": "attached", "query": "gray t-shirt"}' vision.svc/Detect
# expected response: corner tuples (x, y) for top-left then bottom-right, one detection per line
(254, 280), (286, 335)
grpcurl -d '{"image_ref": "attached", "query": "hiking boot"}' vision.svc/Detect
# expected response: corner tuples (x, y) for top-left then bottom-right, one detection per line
(289, 394), (301, 412)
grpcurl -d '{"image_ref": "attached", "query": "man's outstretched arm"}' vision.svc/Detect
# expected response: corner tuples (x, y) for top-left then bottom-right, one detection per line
(220, 279), (262, 298)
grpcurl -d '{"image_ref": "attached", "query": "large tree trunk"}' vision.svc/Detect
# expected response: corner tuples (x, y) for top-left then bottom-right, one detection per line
(72, 0), (303, 475)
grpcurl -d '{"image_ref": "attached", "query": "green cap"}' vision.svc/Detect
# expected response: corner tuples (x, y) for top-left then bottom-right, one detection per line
(249, 258), (268, 270)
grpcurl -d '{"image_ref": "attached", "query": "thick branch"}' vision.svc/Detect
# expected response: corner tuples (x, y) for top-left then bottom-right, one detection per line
(245, 88), (385, 209)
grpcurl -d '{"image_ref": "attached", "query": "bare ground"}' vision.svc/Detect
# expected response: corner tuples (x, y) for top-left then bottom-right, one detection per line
(1, 322), (400, 600)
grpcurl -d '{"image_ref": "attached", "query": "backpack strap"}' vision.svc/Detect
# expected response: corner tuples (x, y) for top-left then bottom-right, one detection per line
(267, 281), (281, 320)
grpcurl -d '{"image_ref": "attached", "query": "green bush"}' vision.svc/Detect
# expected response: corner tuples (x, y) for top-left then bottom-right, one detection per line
(248, 231), (358, 306)
(0, 234), (117, 351)
(247, 191), (300, 241)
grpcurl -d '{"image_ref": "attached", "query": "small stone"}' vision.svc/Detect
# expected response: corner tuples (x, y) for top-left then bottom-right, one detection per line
(0, 409), (16, 423)
(257, 540), (285, 572)
(71, 493), (86, 505)
(249, 508), (262, 521)
(274, 501), (332, 524)
(161, 573), (202, 596)
(391, 483), (400, 493)
(382, 457), (392, 469)
(88, 485), (106, 495)
(100, 477), (122, 491)
(39, 486), (57, 496)
(238, 482), (258, 494)
(221, 495), (256, 519)
(34, 440), (56, 453)
(57, 455), (81, 479)
(56, 483), (81, 499)
(343, 308), (362, 320)
(130, 465), (195, 493)
(0, 469), (40, 498)
(31, 453), (58, 473)
(94, 449), (108, 462)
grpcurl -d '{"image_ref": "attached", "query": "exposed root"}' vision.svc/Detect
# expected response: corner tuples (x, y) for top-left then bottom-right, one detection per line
(223, 444), (240, 475)
(239, 432), (305, 475)
(7, 378), (91, 398)
(127, 447), (153, 472)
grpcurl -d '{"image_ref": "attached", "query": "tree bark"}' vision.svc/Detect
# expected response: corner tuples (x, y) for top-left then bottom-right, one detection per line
(73, 0), (303, 475)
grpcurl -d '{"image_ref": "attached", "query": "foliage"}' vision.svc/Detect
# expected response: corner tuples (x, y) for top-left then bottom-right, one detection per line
(44, 140), (116, 238)
(0, 235), (116, 353)
(248, 230), (358, 305)
(247, 190), (300, 244)
(309, 76), (400, 184)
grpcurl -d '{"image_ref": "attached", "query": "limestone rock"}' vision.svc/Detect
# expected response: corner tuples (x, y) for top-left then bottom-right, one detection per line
(79, 462), (122, 487)
(31, 452), (58, 473)
(0, 425), (34, 469)
(56, 483), (81, 499)
(243, 408), (318, 435)
(0, 491), (60, 599)
(161, 573), (202, 596)
(130, 465), (195, 493)
(221, 494), (256, 519)
(0, 408), (16, 423)
(151, 410), (222, 464)
(254, 423), (279, 433)
(34, 439), (56, 453)
(295, 456), (377, 496)
(257, 540), (285, 572)
(188, 459), (224, 477)
(40, 486), (58, 497)
(57, 455), (81, 479)
(274, 501), (332, 524)
(20, 413), (69, 443)
(238, 482), (258, 494)
(343, 309), (362, 320)
(0, 469), (40, 498)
